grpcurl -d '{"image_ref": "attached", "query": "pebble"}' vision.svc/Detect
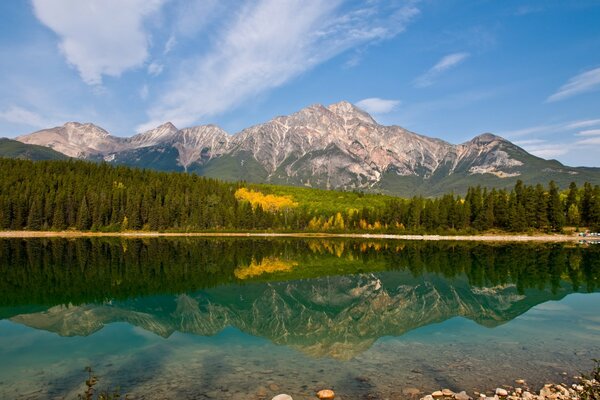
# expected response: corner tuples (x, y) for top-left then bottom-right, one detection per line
(515, 380), (525, 385)
(269, 384), (280, 392)
(271, 395), (292, 400)
(422, 395), (434, 400)
(317, 389), (335, 399)
(454, 390), (471, 400)
(515, 388), (522, 394)
(442, 389), (454, 397)
(495, 388), (508, 397)
(432, 391), (444, 397)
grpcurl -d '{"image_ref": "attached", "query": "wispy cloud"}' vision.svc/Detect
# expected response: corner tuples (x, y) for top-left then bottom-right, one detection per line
(0, 105), (58, 129)
(147, 62), (164, 77)
(499, 119), (600, 139)
(414, 52), (469, 88)
(576, 129), (600, 136)
(565, 118), (600, 129)
(500, 118), (600, 166)
(547, 66), (600, 102)
(32, 0), (166, 85)
(139, 0), (420, 130)
(576, 136), (600, 146)
(356, 98), (400, 114)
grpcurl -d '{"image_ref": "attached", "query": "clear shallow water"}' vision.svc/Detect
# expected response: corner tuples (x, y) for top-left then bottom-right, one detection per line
(0, 238), (598, 399)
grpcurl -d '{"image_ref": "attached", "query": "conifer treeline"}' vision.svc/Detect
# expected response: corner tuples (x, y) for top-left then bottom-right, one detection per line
(1, 158), (600, 232)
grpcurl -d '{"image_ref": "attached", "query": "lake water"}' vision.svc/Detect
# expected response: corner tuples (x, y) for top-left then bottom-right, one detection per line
(0, 238), (598, 400)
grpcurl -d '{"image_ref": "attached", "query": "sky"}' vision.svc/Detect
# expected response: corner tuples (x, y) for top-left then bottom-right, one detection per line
(1, 0), (600, 166)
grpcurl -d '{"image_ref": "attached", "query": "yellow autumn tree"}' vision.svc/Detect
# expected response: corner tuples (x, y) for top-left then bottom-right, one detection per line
(234, 188), (298, 212)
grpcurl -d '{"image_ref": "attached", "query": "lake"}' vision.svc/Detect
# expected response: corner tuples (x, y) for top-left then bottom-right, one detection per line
(0, 238), (598, 399)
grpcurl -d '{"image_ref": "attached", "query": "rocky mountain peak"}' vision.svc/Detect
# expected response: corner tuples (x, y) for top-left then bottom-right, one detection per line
(63, 122), (111, 137)
(327, 101), (377, 125)
(468, 133), (506, 145)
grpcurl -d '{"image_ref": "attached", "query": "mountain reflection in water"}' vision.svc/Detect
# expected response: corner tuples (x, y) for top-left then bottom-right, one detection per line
(1, 238), (598, 359)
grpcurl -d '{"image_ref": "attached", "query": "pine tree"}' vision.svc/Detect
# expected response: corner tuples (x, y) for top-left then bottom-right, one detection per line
(76, 197), (91, 230)
(547, 181), (565, 231)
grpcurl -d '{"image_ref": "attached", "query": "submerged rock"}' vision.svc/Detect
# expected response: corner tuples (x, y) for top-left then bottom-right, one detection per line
(272, 395), (293, 400)
(317, 389), (335, 399)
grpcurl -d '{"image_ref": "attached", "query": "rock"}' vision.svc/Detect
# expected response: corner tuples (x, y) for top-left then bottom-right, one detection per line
(403, 388), (421, 396)
(515, 380), (525, 385)
(422, 396), (434, 400)
(269, 384), (280, 392)
(495, 389), (508, 397)
(256, 387), (268, 397)
(575, 385), (584, 392)
(539, 386), (554, 398)
(515, 388), (522, 394)
(454, 390), (471, 400)
(271, 395), (293, 400)
(317, 389), (335, 399)
(432, 391), (444, 397)
(442, 389), (454, 397)
(479, 394), (486, 398)
(521, 391), (533, 400)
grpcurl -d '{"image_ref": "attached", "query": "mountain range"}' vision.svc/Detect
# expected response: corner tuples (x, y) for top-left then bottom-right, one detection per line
(12, 101), (600, 195)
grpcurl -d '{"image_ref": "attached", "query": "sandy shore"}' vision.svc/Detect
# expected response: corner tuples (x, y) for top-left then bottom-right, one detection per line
(0, 230), (586, 242)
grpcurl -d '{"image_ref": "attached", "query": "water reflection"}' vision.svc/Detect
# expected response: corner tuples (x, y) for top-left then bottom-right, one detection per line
(1, 238), (598, 359)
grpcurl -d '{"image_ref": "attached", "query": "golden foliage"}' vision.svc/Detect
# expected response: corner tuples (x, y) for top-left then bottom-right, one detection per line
(234, 188), (298, 212)
(234, 257), (298, 279)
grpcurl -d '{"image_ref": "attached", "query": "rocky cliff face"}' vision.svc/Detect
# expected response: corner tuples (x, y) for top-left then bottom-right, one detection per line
(15, 101), (600, 195)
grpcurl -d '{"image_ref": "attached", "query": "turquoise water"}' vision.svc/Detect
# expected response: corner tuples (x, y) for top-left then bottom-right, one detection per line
(0, 238), (598, 399)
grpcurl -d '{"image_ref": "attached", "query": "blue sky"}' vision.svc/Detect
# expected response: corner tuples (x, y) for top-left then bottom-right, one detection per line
(1, 0), (600, 166)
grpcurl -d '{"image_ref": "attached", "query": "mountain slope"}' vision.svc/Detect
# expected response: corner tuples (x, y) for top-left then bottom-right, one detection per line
(0, 138), (69, 160)
(15, 101), (600, 195)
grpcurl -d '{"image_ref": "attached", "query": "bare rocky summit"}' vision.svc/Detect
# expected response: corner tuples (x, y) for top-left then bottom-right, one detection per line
(15, 101), (600, 195)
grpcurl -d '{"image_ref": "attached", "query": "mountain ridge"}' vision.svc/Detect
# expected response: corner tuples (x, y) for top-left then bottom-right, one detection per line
(14, 101), (600, 195)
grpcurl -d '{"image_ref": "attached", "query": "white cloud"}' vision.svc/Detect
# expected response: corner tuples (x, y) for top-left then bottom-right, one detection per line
(576, 129), (600, 136)
(147, 62), (164, 76)
(139, 0), (419, 130)
(0, 105), (57, 128)
(566, 119), (600, 129)
(414, 52), (470, 88)
(140, 84), (149, 100)
(547, 66), (600, 102)
(164, 35), (177, 54)
(356, 98), (400, 114)
(32, 0), (166, 85)
(576, 136), (600, 145)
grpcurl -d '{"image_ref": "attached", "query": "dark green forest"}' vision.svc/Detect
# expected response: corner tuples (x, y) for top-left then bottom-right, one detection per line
(1, 158), (600, 233)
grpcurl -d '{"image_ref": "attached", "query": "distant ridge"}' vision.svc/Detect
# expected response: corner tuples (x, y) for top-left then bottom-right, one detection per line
(15, 101), (600, 195)
(0, 138), (68, 161)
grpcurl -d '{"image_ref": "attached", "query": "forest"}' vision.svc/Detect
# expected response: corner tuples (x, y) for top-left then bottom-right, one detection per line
(1, 158), (600, 233)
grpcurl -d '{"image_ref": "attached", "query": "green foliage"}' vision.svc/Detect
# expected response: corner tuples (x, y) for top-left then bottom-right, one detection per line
(1, 159), (600, 233)
(0, 138), (68, 161)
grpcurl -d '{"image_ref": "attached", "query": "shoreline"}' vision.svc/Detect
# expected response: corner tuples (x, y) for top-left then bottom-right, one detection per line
(0, 230), (586, 242)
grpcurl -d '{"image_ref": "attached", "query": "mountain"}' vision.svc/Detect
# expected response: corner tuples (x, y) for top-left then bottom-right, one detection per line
(8, 271), (580, 360)
(15, 101), (600, 195)
(0, 138), (68, 161)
